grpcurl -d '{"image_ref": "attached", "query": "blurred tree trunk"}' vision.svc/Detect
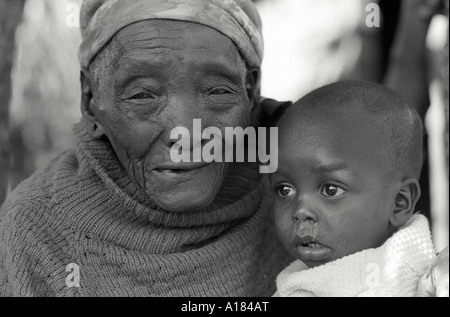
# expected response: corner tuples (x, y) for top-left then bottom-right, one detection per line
(0, 0), (25, 205)
(444, 1), (449, 173)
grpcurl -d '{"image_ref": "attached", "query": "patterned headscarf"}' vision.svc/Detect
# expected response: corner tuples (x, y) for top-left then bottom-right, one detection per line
(79, 0), (263, 70)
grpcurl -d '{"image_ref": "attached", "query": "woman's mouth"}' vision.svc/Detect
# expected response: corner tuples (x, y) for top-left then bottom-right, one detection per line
(153, 167), (204, 178)
(152, 163), (208, 178)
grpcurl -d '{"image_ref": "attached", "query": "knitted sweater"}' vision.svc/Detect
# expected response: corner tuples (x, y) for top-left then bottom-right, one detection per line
(275, 214), (436, 297)
(0, 122), (292, 297)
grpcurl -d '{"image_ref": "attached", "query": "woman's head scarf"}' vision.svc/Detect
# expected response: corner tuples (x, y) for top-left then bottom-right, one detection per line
(79, 0), (263, 70)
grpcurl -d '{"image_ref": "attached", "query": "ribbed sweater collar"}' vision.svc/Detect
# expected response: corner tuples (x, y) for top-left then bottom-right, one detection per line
(73, 120), (264, 230)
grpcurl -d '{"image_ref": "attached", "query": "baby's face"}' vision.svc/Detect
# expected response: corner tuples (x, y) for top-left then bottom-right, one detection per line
(271, 107), (397, 268)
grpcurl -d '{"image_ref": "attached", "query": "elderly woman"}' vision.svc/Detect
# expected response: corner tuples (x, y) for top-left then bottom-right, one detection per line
(0, 0), (292, 297)
(0, 0), (448, 297)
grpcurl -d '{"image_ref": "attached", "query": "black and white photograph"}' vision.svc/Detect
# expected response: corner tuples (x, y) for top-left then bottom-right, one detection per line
(0, 0), (448, 299)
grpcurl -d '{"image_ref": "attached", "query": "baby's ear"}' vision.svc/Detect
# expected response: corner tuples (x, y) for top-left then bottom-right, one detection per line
(390, 179), (421, 228)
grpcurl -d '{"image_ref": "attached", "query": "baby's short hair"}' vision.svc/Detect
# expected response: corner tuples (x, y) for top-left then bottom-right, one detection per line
(280, 80), (424, 181)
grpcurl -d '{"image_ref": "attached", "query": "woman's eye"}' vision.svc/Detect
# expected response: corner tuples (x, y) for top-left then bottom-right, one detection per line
(321, 184), (346, 198)
(276, 185), (296, 198)
(130, 92), (153, 100)
(210, 88), (231, 95)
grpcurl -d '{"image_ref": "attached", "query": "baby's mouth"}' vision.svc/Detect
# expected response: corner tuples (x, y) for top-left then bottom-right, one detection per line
(293, 235), (332, 263)
(294, 235), (328, 249)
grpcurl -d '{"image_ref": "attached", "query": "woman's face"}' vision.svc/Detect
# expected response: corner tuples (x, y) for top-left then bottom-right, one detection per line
(90, 20), (254, 212)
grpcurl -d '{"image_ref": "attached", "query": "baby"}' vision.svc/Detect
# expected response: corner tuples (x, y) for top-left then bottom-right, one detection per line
(271, 80), (436, 297)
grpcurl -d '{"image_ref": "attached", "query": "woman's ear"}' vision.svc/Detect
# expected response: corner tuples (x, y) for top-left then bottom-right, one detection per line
(245, 68), (293, 127)
(390, 178), (421, 228)
(246, 66), (261, 106)
(80, 70), (105, 139)
(246, 67), (262, 126)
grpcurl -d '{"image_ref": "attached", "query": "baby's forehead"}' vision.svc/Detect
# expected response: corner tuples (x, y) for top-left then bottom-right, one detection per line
(279, 100), (373, 137)
(277, 102), (392, 163)
(275, 80), (423, 181)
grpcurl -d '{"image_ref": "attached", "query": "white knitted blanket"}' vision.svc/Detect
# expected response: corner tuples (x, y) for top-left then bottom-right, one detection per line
(275, 214), (436, 297)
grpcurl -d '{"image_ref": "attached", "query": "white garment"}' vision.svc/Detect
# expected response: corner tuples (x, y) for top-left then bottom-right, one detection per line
(275, 214), (436, 297)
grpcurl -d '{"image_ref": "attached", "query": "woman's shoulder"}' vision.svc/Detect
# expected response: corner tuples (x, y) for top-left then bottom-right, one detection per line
(0, 148), (79, 228)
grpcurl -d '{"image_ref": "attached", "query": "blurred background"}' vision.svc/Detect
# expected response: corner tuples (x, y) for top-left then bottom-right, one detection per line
(0, 0), (448, 250)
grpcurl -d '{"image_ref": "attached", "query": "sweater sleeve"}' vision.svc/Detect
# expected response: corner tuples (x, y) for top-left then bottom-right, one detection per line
(0, 192), (67, 297)
(0, 196), (16, 297)
(0, 214), (12, 297)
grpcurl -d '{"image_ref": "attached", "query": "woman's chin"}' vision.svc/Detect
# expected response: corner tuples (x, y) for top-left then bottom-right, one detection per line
(153, 191), (217, 213)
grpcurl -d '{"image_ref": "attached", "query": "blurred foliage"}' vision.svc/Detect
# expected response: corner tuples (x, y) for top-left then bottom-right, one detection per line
(9, 0), (82, 189)
(443, 2), (449, 171)
(255, 0), (365, 101)
(0, 0), (25, 204)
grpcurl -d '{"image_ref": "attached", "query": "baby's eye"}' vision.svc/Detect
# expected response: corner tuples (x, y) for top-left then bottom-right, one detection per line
(321, 184), (346, 198)
(276, 185), (296, 198)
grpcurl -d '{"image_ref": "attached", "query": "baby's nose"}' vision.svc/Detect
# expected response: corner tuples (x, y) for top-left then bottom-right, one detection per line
(292, 202), (318, 224)
(294, 220), (319, 242)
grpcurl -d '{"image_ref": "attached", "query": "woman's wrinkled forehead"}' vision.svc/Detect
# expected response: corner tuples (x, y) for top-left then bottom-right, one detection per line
(78, 0), (263, 70)
(113, 20), (248, 84)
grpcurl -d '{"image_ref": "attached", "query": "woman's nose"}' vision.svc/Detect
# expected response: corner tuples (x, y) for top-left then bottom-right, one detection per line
(160, 95), (202, 148)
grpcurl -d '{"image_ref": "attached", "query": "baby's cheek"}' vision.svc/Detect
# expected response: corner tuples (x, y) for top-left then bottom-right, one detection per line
(274, 208), (294, 247)
(331, 223), (373, 259)
(332, 234), (355, 259)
